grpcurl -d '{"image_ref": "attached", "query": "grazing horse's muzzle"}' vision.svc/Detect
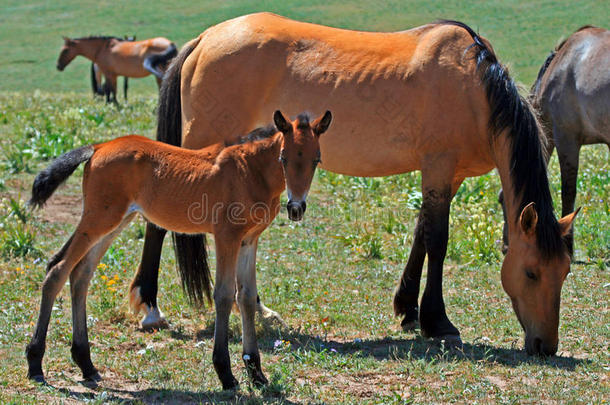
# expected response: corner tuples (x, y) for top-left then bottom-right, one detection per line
(286, 200), (306, 221)
(57, 63), (64, 71)
(525, 334), (558, 357)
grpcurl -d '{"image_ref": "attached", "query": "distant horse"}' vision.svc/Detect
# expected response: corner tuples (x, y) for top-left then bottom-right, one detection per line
(90, 36), (136, 101)
(26, 110), (332, 389)
(57, 35), (177, 103)
(500, 26), (608, 255)
(132, 14), (578, 359)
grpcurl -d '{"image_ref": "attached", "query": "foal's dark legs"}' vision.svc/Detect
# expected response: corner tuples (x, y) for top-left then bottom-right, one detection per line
(129, 222), (168, 329)
(418, 185), (460, 339)
(393, 210), (426, 330)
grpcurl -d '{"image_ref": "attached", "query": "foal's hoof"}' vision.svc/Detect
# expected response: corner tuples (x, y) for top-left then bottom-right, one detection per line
(29, 374), (45, 384)
(252, 372), (269, 388)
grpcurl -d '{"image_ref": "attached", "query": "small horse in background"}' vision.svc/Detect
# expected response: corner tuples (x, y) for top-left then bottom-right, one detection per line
(90, 36), (135, 101)
(500, 25), (608, 255)
(25, 110), (332, 389)
(57, 35), (177, 103)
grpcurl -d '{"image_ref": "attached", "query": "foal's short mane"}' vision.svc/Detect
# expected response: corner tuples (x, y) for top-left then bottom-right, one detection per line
(228, 125), (278, 146)
(438, 20), (564, 259)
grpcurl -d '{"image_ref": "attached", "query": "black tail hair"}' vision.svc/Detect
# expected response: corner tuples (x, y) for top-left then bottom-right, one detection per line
(29, 145), (95, 208)
(157, 39), (198, 145)
(144, 43), (179, 80)
(438, 20), (564, 258)
(157, 38), (212, 306)
(90, 63), (103, 95)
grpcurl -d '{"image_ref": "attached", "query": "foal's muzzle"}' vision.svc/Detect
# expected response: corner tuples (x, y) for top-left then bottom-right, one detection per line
(287, 200), (306, 221)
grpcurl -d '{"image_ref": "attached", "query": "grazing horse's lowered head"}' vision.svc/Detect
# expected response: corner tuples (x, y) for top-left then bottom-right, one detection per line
(274, 110), (332, 221)
(502, 203), (579, 356)
(57, 36), (79, 71)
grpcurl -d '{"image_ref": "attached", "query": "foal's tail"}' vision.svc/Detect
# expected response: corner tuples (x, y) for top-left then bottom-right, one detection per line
(157, 37), (212, 306)
(29, 145), (95, 208)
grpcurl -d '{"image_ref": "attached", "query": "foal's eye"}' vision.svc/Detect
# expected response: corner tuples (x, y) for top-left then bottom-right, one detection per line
(525, 270), (537, 281)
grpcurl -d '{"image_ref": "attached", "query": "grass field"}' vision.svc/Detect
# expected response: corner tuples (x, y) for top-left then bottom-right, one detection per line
(0, 1), (608, 403)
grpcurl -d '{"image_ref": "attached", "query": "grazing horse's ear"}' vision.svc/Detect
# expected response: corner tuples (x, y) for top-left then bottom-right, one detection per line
(519, 202), (538, 236)
(274, 110), (291, 133)
(313, 111), (332, 136)
(559, 207), (580, 237)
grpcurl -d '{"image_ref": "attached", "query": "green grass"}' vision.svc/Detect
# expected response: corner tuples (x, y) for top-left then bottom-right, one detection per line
(1, 0), (608, 94)
(0, 1), (609, 403)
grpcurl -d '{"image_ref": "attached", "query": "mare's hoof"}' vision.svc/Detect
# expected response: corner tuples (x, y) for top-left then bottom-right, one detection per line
(221, 377), (239, 391)
(29, 374), (45, 384)
(85, 371), (102, 382)
(140, 307), (169, 330)
(400, 318), (419, 332)
(427, 334), (463, 350)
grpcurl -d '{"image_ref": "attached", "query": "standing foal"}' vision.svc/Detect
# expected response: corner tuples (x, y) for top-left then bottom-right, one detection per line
(26, 110), (332, 389)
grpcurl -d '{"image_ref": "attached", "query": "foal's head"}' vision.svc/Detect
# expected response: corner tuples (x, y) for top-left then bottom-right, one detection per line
(57, 37), (79, 71)
(273, 110), (332, 221)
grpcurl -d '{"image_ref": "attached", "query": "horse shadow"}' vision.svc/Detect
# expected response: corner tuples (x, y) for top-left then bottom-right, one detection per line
(41, 373), (298, 404)
(171, 317), (589, 371)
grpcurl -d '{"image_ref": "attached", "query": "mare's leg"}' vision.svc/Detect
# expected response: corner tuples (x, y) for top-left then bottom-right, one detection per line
(393, 210), (426, 331)
(418, 164), (462, 340)
(212, 233), (241, 390)
(104, 74), (118, 105)
(128, 222), (168, 329)
(556, 129), (580, 256)
(236, 237), (268, 386)
(70, 213), (136, 380)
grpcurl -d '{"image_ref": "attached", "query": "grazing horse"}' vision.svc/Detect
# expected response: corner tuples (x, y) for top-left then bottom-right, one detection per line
(57, 35), (177, 103)
(90, 36), (136, 101)
(26, 110), (332, 389)
(132, 13), (579, 356)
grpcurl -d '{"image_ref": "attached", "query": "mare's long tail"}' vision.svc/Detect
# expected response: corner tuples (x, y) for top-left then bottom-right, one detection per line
(156, 38), (213, 306)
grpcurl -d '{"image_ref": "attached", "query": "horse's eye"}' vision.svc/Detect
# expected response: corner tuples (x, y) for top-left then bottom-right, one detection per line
(525, 270), (537, 281)
(279, 156), (287, 165)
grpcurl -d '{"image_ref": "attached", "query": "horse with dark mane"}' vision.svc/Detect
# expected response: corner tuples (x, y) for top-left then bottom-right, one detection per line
(26, 110), (332, 389)
(90, 36), (136, 101)
(500, 25), (608, 255)
(57, 35), (177, 103)
(129, 13), (579, 361)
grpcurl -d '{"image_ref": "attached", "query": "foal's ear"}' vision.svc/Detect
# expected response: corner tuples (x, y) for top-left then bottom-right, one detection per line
(519, 202), (538, 236)
(62, 36), (73, 44)
(559, 206), (580, 237)
(313, 111), (332, 136)
(273, 110), (292, 133)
